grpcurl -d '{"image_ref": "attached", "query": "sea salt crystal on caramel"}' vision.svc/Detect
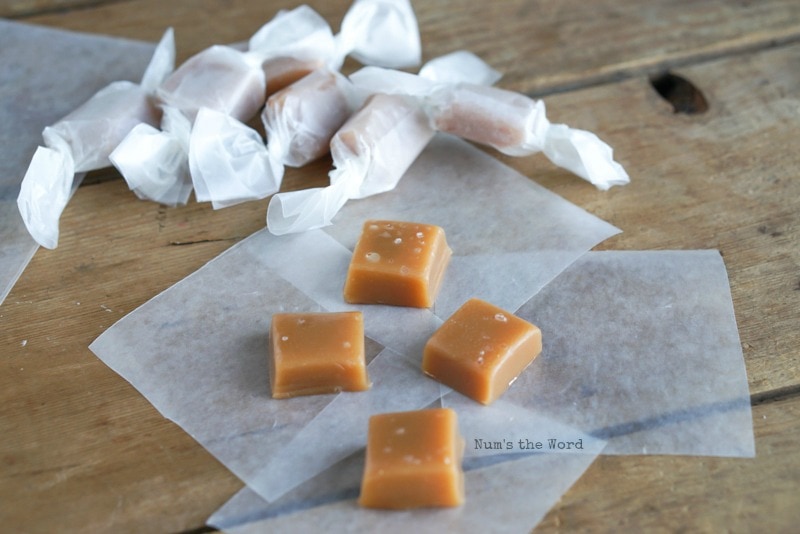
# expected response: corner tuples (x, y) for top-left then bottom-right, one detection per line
(359, 408), (465, 509)
(269, 311), (369, 399)
(343, 220), (451, 308)
(423, 298), (542, 405)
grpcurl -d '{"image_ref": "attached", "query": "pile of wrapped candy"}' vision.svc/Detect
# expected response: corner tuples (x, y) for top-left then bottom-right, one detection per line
(17, 0), (629, 249)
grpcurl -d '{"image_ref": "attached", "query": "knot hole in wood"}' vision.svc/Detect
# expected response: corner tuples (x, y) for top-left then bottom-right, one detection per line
(649, 71), (709, 115)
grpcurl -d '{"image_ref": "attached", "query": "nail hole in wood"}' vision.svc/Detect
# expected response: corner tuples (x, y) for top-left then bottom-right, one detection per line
(649, 71), (709, 114)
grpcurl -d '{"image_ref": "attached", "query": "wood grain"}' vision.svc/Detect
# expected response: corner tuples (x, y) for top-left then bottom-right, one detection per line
(538, 396), (800, 532)
(15, 0), (800, 91)
(1, 0), (799, 532)
(496, 44), (800, 395)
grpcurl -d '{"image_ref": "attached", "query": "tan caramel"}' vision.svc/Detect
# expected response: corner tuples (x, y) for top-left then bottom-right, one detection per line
(422, 298), (542, 405)
(344, 220), (452, 308)
(269, 311), (369, 399)
(358, 408), (465, 509)
(263, 56), (324, 96)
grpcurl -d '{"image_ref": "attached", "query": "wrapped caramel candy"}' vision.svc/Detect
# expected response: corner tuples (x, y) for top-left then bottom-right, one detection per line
(267, 93), (435, 235)
(16, 29), (175, 249)
(350, 66), (630, 191)
(190, 21), (444, 211)
(114, 0), (421, 207)
(264, 69), (360, 169)
(189, 68), (360, 208)
(266, 51), (499, 235)
(111, 6), (335, 206)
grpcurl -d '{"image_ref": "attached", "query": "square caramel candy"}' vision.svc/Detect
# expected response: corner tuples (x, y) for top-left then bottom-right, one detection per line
(358, 408), (465, 509)
(422, 298), (542, 405)
(344, 220), (452, 308)
(269, 311), (370, 399)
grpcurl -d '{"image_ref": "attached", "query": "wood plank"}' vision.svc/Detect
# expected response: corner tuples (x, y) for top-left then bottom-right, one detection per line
(17, 0), (800, 94)
(505, 43), (800, 396)
(0, 185), (250, 532)
(418, 0), (800, 96)
(0, 0), (112, 19)
(537, 394), (800, 532)
(20, 0), (354, 62)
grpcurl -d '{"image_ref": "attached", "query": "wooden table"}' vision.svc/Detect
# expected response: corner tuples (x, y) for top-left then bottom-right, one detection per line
(2, 1), (799, 531)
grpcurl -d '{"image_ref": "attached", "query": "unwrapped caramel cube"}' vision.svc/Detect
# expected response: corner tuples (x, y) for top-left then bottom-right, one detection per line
(269, 311), (370, 399)
(359, 408), (465, 509)
(344, 220), (452, 308)
(422, 298), (542, 405)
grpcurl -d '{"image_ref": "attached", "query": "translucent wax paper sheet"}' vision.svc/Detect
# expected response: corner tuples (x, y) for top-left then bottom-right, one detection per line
(496, 250), (754, 457)
(443, 397), (605, 458)
(17, 29), (173, 249)
(205, 250), (753, 531)
(417, 50), (502, 87)
(90, 134), (618, 509)
(253, 383), (605, 502)
(324, 134), (621, 319)
(249, 348), (445, 502)
(90, 227), (450, 495)
(209, 450), (601, 533)
(0, 20), (157, 303)
(264, 53), (505, 235)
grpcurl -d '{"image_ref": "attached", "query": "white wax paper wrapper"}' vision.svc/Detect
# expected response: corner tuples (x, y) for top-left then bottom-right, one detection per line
(498, 250), (754, 457)
(417, 50), (502, 87)
(335, 0), (421, 69)
(253, 383), (605, 502)
(90, 134), (617, 507)
(15, 27), (174, 249)
(267, 93), (436, 234)
(249, 0), (420, 73)
(262, 69), (361, 169)
(0, 20), (160, 300)
(189, 68), (359, 209)
(111, 105), (194, 206)
(189, 107), (282, 209)
(323, 134), (620, 318)
(209, 449), (601, 533)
